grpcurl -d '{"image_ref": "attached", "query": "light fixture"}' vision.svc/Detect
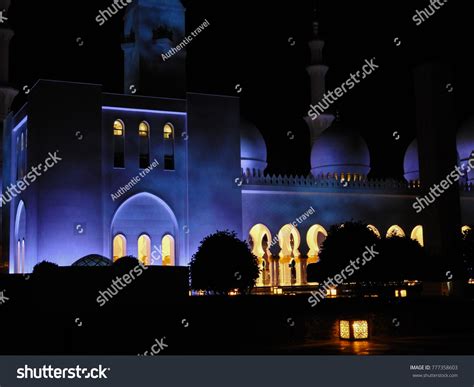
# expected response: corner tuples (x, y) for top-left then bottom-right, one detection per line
(395, 289), (407, 298)
(326, 288), (337, 297)
(339, 319), (369, 340)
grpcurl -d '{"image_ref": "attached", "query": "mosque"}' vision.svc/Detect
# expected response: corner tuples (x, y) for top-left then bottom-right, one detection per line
(0, 0), (473, 287)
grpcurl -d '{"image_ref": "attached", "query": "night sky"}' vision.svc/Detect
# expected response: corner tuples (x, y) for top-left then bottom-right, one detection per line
(7, 0), (473, 178)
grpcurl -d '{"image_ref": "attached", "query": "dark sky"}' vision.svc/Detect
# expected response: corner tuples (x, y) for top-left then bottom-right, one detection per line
(7, 0), (473, 178)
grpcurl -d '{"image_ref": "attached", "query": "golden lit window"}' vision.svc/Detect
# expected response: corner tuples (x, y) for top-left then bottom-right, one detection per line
(113, 120), (124, 136)
(164, 123), (174, 139)
(139, 121), (149, 137)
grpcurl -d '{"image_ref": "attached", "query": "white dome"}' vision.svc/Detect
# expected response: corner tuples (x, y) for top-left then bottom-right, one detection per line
(310, 123), (370, 178)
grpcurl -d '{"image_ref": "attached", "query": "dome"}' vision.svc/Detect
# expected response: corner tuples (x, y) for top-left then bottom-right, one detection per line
(404, 139), (419, 181)
(72, 254), (112, 267)
(240, 118), (267, 176)
(310, 123), (370, 178)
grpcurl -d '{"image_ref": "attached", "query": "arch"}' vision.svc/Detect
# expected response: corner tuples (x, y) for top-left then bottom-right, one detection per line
(248, 224), (272, 258)
(163, 122), (174, 139)
(162, 234), (175, 266)
(278, 224), (301, 258)
(278, 224), (301, 286)
(410, 225), (424, 247)
(138, 234), (151, 265)
(113, 119), (125, 168)
(139, 121), (150, 169)
(14, 201), (26, 273)
(386, 225), (405, 238)
(110, 192), (178, 263)
(367, 224), (381, 238)
(306, 224), (327, 262)
(249, 224), (272, 286)
(113, 234), (127, 261)
(163, 123), (175, 170)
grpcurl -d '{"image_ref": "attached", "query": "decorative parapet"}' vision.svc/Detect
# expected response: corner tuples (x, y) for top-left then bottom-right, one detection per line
(241, 174), (414, 191)
(240, 172), (474, 195)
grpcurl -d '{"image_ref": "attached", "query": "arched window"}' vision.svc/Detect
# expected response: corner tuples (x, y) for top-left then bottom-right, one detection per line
(161, 234), (175, 266)
(163, 123), (175, 170)
(367, 224), (381, 238)
(113, 119), (125, 168)
(410, 225), (424, 247)
(139, 121), (150, 169)
(386, 225), (405, 238)
(138, 234), (151, 265)
(113, 234), (127, 261)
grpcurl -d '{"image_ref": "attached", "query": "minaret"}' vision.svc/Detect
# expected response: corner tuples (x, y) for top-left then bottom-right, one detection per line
(0, 0), (18, 122)
(303, 6), (334, 146)
(122, 0), (186, 99)
(0, 0), (17, 272)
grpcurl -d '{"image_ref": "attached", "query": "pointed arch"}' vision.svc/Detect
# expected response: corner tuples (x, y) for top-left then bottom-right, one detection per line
(386, 225), (405, 238)
(410, 225), (424, 246)
(306, 224), (328, 263)
(367, 224), (381, 238)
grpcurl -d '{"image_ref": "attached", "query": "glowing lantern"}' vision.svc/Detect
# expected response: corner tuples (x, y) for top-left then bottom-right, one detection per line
(326, 288), (337, 297)
(339, 319), (369, 340)
(395, 289), (407, 298)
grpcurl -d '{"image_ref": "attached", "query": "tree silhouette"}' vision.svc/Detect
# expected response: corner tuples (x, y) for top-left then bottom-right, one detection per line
(190, 230), (259, 295)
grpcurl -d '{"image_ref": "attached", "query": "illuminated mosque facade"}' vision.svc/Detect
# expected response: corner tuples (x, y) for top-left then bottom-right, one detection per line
(1, 0), (473, 287)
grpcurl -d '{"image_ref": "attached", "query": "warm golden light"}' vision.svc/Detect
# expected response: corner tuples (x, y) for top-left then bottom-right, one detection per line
(395, 290), (399, 297)
(139, 121), (149, 137)
(138, 234), (151, 265)
(113, 234), (126, 261)
(386, 225), (405, 238)
(326, 288), (337, 296)
(339, 320), (350, 339)
(352, 320), (369, 339)
(307, 224), (328, 262)
(400, 289), (407, 297)
(367, 224), (381, 238)
(164, 123), (174, 139)
(162, 234), (175, 266)
(339, 319), (369, 340)
(113, 120), (124, 136)
(410, 225), (424, 247)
